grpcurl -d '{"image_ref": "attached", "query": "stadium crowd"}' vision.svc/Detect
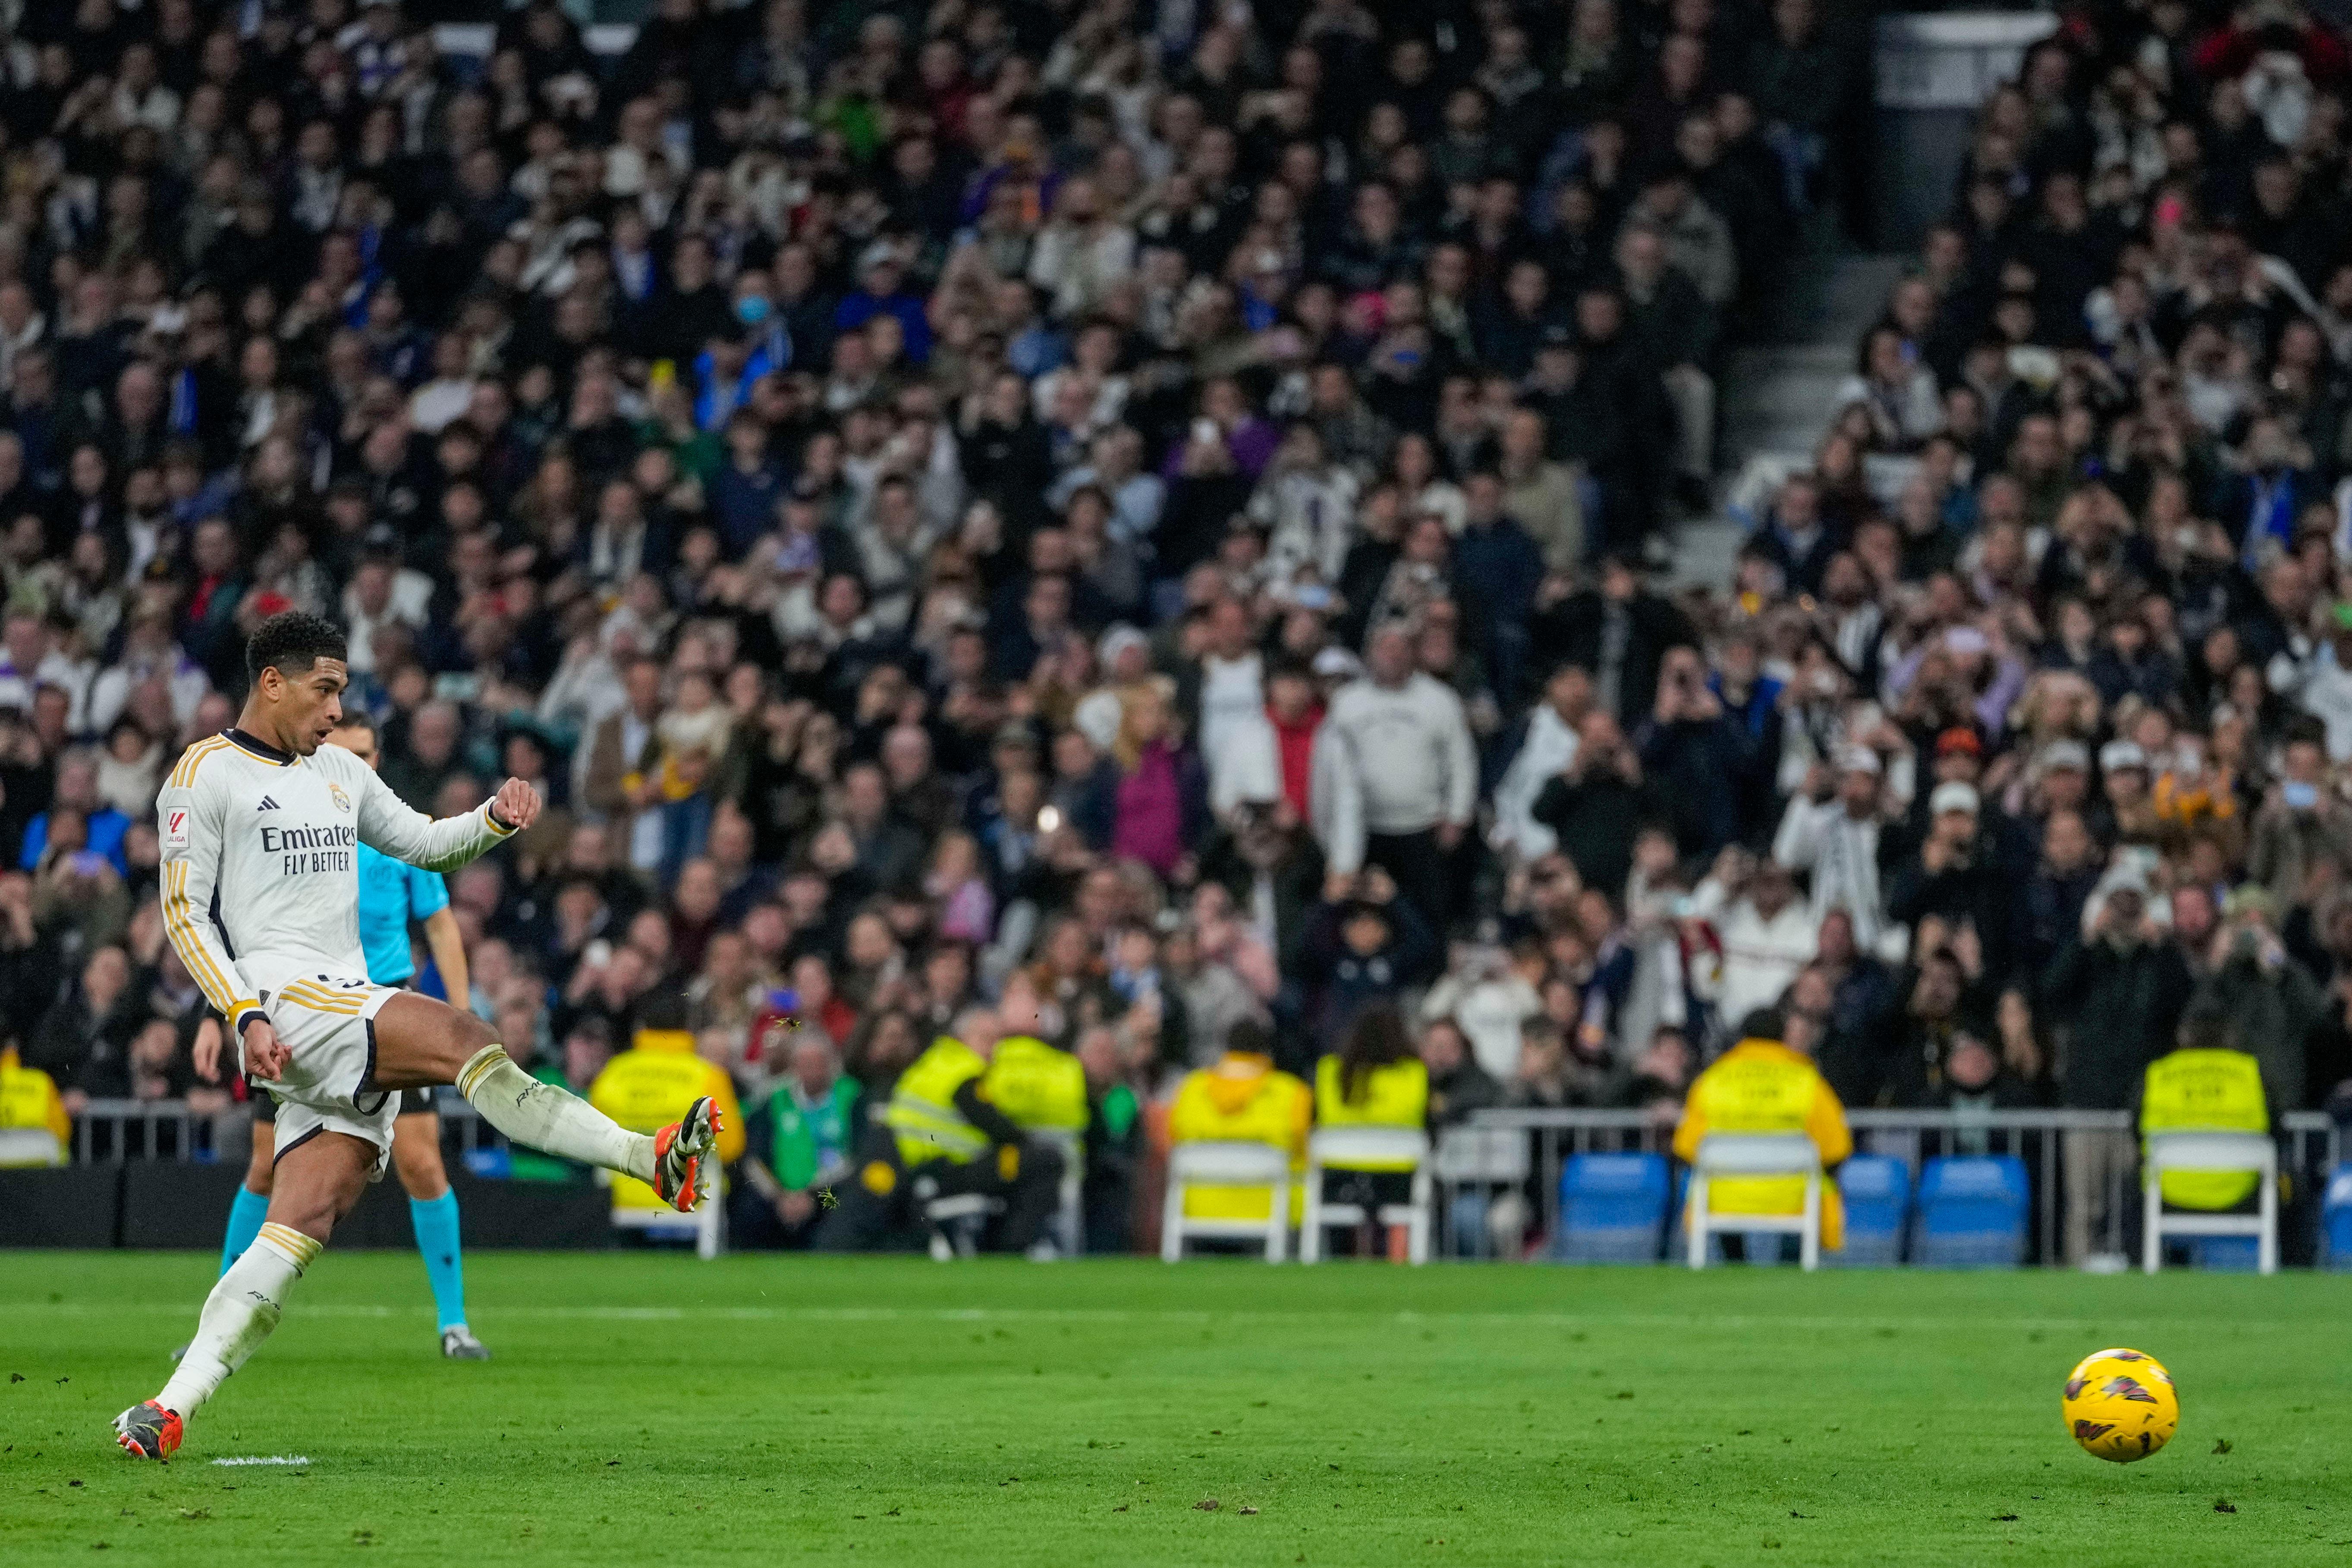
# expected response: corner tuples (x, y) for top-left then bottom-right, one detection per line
(0, 0), (2348, 1261)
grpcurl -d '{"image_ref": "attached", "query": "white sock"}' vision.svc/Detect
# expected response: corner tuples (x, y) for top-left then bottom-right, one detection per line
(157, 1222), (318, 1420)
(458, 1046), (654, 1182)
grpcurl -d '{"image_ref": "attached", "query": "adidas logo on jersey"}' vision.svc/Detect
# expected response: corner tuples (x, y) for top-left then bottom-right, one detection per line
(257, 797), (281, 811)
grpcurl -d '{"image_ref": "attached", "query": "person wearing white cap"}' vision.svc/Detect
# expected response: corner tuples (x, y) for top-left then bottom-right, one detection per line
(2043, 858), (2195, 1265)
(2031, 739), (2091, 817)
(2085, 736), (2159, 844)
(1771, 743), (1893, 951)
(1887, 776), (2018, 977)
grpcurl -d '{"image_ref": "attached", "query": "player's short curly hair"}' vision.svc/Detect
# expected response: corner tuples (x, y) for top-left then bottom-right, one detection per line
(245, 610), (349, 685)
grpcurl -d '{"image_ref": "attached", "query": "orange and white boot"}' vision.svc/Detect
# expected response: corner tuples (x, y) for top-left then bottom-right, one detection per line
(651, 1098), (722, 1213)
(114, 1400), (183, 1461)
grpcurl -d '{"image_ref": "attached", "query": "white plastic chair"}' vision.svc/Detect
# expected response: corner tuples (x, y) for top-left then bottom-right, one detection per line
(609, 1169), (724, 1260)
(0, 1126), (64, 1167)
(1685, 1133), (1822, 1271)
(2142, 1131), (2277, 1276)
(920, 1189), (999, 1260)
(1299, 1126), (1431, 1264)
(1161, 1140), (1292, 1262)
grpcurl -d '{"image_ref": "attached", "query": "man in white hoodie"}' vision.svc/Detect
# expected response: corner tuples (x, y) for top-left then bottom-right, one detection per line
(1315, 619), (1478, 931)
(1491, 663), (1594, 862)
(1710, 858), (1819, 1028)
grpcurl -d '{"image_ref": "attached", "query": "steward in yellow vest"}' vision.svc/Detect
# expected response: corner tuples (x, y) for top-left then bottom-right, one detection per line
(1672, 1009), (1852, 1251)
(0, 1045), (70, 1161)
(588, 1023), (746, 1210)
(982, 1035), (1090, 1133)
(1170, 1043), (1311, 1223)
(1309, 1007), (1431, 1253)
(818, 1009), (1068, 1256)
(2135, 1039), (2276, 1212)
(1311, 1053), (1430, 1163)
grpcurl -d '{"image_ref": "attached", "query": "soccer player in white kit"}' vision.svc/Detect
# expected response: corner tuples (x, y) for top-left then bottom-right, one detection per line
(114, 613), (722, 1461)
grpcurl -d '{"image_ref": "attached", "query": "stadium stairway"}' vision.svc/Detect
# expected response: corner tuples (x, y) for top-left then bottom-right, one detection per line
(1673, 250), (1912, 591)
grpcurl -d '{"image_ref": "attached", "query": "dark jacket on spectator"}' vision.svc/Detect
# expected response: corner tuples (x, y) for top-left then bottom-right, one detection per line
(2041, 936), (2195, 1109)
(2192, 947), (2327, 1109)
(1530, 768), (1672, 896)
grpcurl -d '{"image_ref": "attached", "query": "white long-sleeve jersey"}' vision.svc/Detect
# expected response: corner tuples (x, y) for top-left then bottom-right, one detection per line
(157, 729), (514, 1035)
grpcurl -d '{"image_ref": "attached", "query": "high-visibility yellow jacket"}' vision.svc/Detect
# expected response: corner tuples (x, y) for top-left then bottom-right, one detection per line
(1672, 1038), (1852, 1250)
(1169, 1053), (1311, 1221)
(1312, 1055), (1429, 1170)
(881, 1037), (992, 1166)
(2139, 1047), (2269, 1210)
(982, 1035), (1088, 1131)
(589, 1028), (746, 1209)
(0, 1047), (68, 1161)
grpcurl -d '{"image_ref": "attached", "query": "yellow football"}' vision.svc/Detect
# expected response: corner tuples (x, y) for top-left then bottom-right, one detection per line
(2061, 1348), (2179, 1463)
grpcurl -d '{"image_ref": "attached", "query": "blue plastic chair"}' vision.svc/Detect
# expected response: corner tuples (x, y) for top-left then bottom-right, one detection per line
(1827, 1154), (1911, 1266)
(2324, 1168), (2352, 1271)
(2182, 1236), (2261, 1271)
(1557, 1153), (1669, 1263)
(1912, 1155), (2029, 1267)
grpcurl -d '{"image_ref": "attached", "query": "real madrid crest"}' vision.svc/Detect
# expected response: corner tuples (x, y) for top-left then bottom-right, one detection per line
(329, 782), (352, 812)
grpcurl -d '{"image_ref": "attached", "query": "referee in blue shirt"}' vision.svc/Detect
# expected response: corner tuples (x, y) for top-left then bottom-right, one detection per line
(195, 711), (488, 1359)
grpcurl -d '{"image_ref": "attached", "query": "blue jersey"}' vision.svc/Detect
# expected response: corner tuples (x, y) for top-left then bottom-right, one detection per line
(355, 841), (449, 987)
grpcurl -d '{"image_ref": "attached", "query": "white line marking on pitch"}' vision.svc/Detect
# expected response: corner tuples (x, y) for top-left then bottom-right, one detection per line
(211, 1456), (311, 1466)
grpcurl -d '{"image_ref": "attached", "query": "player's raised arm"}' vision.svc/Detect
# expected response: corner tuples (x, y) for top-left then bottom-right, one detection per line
(156, 753), (267, 1043)
(350, 762), (538, 874)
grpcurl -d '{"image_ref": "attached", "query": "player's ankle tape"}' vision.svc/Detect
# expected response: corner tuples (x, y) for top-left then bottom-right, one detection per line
(255, 1222), (322, 1272)
(456, 1044), (510, 1100)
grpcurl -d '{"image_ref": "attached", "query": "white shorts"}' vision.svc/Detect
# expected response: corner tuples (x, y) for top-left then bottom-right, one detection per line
(246, 976), (404, 1180)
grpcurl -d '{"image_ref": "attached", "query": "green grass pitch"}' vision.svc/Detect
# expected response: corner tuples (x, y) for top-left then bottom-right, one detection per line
(3, 1252), (2349, 1565)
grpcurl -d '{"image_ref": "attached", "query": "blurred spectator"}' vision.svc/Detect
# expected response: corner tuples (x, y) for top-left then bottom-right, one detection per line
(1317, 620), (1477, 931)
(1420, 1016), (1504, 1129)
(735, 1032), (861, 1250)
(1709, 858), (1817, 1026)
(2043, 863), (2195, 1264)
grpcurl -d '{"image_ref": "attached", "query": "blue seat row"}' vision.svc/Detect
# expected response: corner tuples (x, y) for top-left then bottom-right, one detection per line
(1553, 1152), (2032, 1267)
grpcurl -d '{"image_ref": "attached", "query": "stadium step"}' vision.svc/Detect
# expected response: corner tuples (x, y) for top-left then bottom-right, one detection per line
(1673, 251), (1912, 591)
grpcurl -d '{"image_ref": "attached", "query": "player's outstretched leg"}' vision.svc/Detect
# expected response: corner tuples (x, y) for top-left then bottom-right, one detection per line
(392, 1103), (485, 1359)
(370, 993), (717, 1205)
(119, 1133), (368, 1458)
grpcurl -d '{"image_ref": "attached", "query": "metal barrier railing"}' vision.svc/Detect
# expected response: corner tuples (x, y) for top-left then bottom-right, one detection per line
(1456, 1108), (2341, 1265)
(63, 1097), (511, 1166)
(69, 1099), (228, 1164)
(55, 1099), (2345, 1266)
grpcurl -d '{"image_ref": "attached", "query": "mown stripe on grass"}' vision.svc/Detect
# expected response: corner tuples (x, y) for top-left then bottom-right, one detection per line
(1, 1301), (2310, 1332)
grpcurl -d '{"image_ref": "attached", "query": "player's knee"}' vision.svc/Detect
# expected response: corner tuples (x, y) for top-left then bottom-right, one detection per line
(431, 1007), (499, 1082)
(451, 1008), (498, 1058)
